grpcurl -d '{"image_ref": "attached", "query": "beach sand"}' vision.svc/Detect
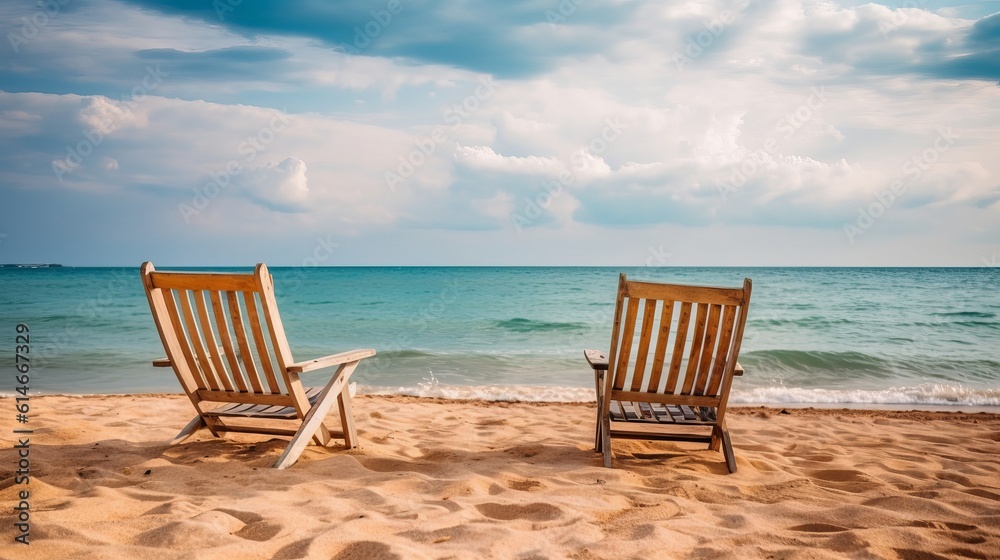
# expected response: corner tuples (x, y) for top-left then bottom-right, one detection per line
(2, 395), (999, 559)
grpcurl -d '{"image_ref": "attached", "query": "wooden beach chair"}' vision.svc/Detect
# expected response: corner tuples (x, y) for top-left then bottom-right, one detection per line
(140, 262), (375, 469)
(585, 273), (751, 472)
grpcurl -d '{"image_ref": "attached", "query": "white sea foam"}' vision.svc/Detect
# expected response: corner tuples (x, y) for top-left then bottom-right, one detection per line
(356, 377), (1000, 407)
(358, 373), (595, 402)
(731, 383), (1000, 406)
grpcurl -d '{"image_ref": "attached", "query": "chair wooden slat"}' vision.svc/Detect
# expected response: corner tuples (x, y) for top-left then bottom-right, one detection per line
(244, 291), (281, 394)
(630, 299), (658, 392)
(228, 291), (264, 394)
(647, 299), (674, 393)
(164, 290), (208, 390)
(665, 301), (691, 394)
(613, 297), (640, 391)
(707, 305), (738, 396)
(178, 290), (223, 391)
(693, 303), (722, 396)
(149, 272), (258, 292)
(141, 261), (376, 469)
(159, 289), (203, 393)
(625, 280), (744, 306)
(195, 290), (234, 392)
(211, 290), (249, 392)
(681, 302), (709, 395)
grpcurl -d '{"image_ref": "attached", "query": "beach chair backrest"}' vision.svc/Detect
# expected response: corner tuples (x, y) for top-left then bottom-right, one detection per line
(141, 262), (297, 400)
(604, 273), (752, 410)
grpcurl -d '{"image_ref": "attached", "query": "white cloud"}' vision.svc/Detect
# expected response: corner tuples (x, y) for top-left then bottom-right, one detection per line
(454, 145), (565, 176)
(235, 157), (310, 212)
(470, 191), (515, 222)
(78, 96), (146, 134)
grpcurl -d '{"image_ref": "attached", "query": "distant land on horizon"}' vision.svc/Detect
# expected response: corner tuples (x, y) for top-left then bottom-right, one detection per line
(0, 263), (63, 268)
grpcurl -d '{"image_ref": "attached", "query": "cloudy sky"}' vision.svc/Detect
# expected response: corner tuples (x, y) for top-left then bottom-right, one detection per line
(1, 0), (998, 266)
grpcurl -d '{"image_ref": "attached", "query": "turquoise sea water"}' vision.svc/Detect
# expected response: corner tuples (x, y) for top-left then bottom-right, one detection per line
(1, 266), (998, 408)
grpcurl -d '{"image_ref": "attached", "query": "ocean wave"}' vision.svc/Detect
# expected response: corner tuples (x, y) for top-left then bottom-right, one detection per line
(742, 349), (887, 372)
(741, 349), (1000, 382)
(930, 311), (996, 319)
(752, 317), (857, 328)
(370, 349), (439, 360)
(360, 374), (594, 402)
(953, 321), (1000, 330)
(494, 318), (587, 333)
(732, 383), (1000, 407)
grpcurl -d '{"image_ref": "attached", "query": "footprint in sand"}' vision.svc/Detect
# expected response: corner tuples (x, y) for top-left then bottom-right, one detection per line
(332, 541), (401, 560)
(213, 508), (282, 542)
(475, 502), (562, 522)
(909, 520), (977, 531)
(271, 537), (313, 560)
(507, 478), (544, 492)
(789, 523), (850, 533)
(142, 500), (203, 517)
(135, 510), (246, 549)
(963, 488), (1000, 502)
(806, 469), (880, 493)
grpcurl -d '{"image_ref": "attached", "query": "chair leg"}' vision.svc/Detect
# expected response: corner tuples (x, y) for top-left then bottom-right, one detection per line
(595, 415), (602, 453)
(594, 370), (604, 452)
(715, 424), (737, 473)
(595, 400), (605, 452)
(170, 415), (206, 445)
(274, 362), (357, 469)
(338, 390), (358, 449)
(601, 414), (613, 468)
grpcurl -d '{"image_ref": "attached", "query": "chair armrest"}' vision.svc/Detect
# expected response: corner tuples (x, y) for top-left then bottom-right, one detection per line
(735, 361), (744, 376)
(584, 349), (609, 371)
(287, 349), (376, 373)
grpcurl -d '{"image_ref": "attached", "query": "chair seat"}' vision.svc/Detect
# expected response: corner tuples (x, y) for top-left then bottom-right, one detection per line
(609, 400), (718, 425)
(206, 387), (324, 419)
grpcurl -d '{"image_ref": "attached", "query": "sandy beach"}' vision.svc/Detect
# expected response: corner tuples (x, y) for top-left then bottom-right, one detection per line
(2, 395), (999, 559)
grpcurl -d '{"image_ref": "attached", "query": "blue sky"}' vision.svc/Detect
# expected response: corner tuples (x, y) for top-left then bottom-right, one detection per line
(1, 0), (998, 266)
